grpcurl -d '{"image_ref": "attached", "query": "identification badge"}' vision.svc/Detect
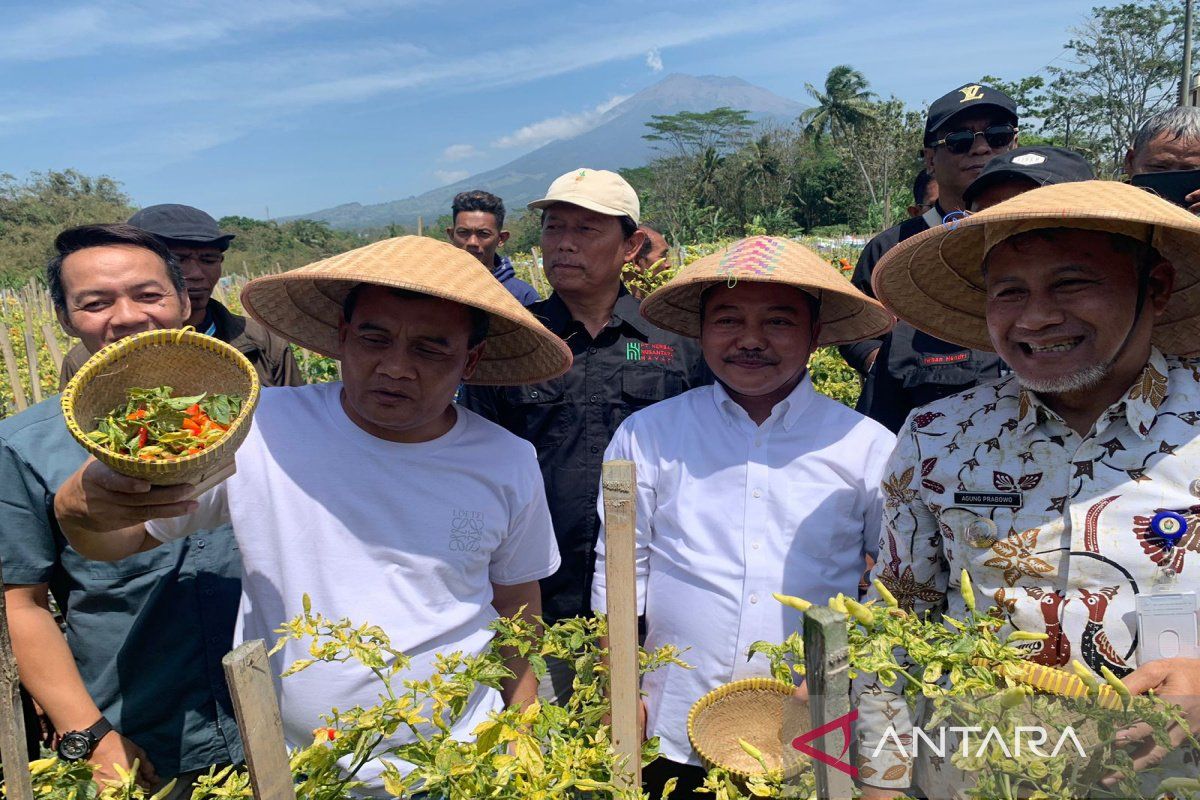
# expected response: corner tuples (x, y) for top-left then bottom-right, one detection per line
(954, 491), (1023, 508)
(1136, 590), (1200, 663)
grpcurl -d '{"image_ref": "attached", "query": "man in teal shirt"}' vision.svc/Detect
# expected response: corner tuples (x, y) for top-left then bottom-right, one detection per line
(1, 224), (243, 790)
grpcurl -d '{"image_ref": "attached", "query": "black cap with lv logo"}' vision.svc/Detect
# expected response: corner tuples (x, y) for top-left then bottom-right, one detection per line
(924, 83), (1019, 146)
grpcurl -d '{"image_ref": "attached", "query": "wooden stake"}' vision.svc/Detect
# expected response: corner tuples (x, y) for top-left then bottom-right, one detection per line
(0, 322), (28, 413)
(0, 562), (35, 800)
(40, 324), (63, 374)
(21, 314), (41, 405)
(601, 460), (641, 790)
(222, 641), (296, 800)
(802, 607), (855, 800)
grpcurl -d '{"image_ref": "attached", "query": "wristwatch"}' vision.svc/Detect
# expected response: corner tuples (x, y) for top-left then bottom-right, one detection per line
(56, 717), (114, 761)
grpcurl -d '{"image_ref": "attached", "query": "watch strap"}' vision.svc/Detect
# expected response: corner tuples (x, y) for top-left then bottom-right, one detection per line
(85, 716), (114, 742)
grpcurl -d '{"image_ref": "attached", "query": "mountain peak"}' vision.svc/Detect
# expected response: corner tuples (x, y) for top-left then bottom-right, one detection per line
(290, 74), (806, 229)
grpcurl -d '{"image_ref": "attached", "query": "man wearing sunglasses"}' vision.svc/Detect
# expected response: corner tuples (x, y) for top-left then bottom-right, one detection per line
(841, 83), (1018, 433)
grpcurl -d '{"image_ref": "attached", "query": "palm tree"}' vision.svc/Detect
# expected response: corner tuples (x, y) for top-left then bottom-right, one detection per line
(801, 65), (876, 141)
(801, 65), (881, 211)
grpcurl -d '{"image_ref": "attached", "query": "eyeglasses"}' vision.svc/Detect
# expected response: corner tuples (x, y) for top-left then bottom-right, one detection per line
(931, 125), (1018, 155)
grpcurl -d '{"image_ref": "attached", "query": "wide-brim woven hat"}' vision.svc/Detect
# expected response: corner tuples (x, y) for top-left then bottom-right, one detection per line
(872, 180), (1200, 355)
(62, 328), (261, 487)
(687, 678), (810, 780)
(640, 236), (894, 345)
(240, 236), (572, 385)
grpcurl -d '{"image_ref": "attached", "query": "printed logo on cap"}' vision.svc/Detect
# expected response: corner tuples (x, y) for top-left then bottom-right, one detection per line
(1012, 154), (1047, 166)
(959, 85), (985, 103)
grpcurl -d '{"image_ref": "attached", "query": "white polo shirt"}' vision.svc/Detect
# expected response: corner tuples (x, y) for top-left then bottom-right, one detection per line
(591, 376), (895, 765)
(149, 383), (559, 792)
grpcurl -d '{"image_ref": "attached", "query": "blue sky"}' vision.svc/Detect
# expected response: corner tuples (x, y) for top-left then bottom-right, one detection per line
(2, 0), (1102, 219)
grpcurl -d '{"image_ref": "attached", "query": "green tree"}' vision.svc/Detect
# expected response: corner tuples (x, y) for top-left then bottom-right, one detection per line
(1058, 1), (1183, 171)
(642, 107), (755, 158)
(0, 170), (135, 287)
(800, 65), (876, 142)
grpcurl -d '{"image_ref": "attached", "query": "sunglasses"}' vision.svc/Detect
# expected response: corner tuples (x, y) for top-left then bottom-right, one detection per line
(931, 125), (1018, 155)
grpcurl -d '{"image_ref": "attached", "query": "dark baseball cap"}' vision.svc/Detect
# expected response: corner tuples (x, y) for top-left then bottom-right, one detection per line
(963, 146), (1095, 208)
(924, 83), (1018, 146)
(127, 204), (235, 250)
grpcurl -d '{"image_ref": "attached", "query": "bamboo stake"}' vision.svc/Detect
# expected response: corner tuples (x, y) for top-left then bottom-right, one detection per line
(0, 562), (35, 800)
(40, 324), (63, 374)
(0, 322), (28, 413)
(601, 460), (641, 790)
(802, 607), (855, 800)
(21, 313), (41, 404)
(222, 641), (296, 800)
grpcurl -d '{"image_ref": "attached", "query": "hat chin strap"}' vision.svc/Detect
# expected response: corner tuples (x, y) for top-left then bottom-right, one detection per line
(1108, 262), (1152, 370)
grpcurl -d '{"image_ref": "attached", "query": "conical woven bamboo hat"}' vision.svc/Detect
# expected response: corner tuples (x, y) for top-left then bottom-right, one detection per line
(640, 236), (894, 345)
(240, 236), (572, 385)
(871, 180), (1200, 355)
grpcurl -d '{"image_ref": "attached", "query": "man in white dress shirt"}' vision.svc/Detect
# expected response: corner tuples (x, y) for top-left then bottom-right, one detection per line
(590, 236), (897, 797)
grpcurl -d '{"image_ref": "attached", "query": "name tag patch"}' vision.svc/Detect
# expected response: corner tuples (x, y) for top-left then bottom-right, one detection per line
(922, 352), (970, 366)
(954, 491), (1023, 508)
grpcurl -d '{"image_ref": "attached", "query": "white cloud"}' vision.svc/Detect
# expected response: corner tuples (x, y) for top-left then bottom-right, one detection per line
(440, 144), (480, 162)
(434, 169), (470, 184)
(0, 2), (824, 166)
(492, 94), (630, 149)
(0, 0), (403, 61)
(646, 48), (663, 72)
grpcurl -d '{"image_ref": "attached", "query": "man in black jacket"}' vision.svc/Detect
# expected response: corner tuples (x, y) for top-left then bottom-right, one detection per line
(459, 169), (708, 702)
(840, 83), (1018, 432)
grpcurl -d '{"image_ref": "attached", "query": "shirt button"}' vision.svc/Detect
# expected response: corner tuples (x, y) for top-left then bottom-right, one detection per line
(529, 390), (540, 399)
(588, 347), (597, 355)
(754, 439), (762, 447)
(590, 445), (599, 454)
(1190, 479), (1200, 498)
(752, 541), (761, 550)
(195, 539), (207, 549)
(589, 393), (600, 403)
(749, 594), (759, 604)
(752, 489), (762, 498)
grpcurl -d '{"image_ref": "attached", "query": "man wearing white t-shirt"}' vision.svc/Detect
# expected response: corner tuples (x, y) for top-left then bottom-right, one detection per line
(53, 237), (574, 792)
(591, 237), (896, 798)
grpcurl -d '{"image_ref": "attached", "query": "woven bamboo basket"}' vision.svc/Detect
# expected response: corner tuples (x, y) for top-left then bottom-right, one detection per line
(62, 329), (260, 486)
(687, 677), (810, 781)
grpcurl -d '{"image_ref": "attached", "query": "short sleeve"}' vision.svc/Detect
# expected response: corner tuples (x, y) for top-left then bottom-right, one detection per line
(488, 445), (560, 585)
(146, 482), (231, 543)
(0, 441), (57, 585)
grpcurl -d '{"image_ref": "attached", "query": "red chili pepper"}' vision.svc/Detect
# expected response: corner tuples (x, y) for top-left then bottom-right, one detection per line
(182, 417), (202, 435)
(327, 728), (337, 740)
(138, 427), (149, 448)
(185, 403), (202, 417)
(127, 408), (148, 421)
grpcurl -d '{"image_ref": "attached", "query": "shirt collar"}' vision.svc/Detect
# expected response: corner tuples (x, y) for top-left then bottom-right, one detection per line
(611, 285), (655, 339)
(711, 371), (816, 432)
(1016, 347), (1170, 439)
(538, 284), (654, 339)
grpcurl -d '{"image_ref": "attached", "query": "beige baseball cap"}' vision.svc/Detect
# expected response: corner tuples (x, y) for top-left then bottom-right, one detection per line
(527, 168), (640, 223)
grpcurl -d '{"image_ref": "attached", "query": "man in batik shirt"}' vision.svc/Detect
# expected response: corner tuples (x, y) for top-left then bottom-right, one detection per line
(855, 180), (1200, 799)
